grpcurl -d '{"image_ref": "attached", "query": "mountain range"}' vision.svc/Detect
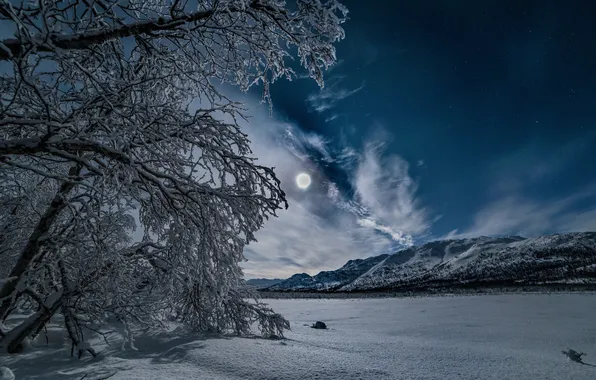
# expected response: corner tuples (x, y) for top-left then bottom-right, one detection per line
(247, 232), (596, 292)
(244, 278), (283, 288)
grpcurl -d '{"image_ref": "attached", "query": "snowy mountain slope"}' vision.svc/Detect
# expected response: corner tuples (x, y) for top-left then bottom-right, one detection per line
(343, 235), (529, 291)
(266, 233), (596, 292)
(268, 254), (389, 291)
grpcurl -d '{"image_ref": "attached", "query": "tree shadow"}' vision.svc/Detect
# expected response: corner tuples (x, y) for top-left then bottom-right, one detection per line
(562, 349), (596, 368)
(3, 317), (283, 378)
(1, 347), (121, 380)
(2, 325), (230, 379)
(101, 328), (213, 363)
(576, 361), (596, 368)
(235, 333), (288, 341)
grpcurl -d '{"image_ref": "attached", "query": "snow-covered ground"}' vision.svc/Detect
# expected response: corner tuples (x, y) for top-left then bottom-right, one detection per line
(2, 294), (596, 379)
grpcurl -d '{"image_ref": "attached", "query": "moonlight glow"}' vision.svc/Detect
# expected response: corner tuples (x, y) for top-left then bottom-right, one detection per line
(296, 173), (312, 189)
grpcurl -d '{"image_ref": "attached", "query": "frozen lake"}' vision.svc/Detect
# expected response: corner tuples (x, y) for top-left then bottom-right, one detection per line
(262, 294), (596, 379)
(4, 294), (596, 379)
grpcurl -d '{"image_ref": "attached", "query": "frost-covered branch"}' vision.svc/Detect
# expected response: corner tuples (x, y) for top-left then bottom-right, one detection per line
(0, 0), (347, 354)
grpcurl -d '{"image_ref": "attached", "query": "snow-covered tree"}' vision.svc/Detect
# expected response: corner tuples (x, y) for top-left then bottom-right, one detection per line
(0, 0), (347, 353)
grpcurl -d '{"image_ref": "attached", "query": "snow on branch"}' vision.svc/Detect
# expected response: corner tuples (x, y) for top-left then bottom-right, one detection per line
(0, 0), (347, 354)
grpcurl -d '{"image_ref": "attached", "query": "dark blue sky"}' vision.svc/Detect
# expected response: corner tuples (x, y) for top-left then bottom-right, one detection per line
(1, 0), (593, 278)
(241, 0), (596, 277)
(8, 0), (588, 277)
(280, 0), (595, 233)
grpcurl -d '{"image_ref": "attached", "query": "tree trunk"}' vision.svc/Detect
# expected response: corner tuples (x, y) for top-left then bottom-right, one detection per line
(0, 166), (78, 320)
(0, 291), (63, 353)
(62, 305), (97, 359)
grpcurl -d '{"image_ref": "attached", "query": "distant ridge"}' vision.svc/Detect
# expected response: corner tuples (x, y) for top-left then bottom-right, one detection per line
(246, 278), (284, 288)
(258, 232), (596, 292)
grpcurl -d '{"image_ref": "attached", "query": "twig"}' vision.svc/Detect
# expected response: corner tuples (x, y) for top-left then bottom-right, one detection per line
(97, 371), (118, 379)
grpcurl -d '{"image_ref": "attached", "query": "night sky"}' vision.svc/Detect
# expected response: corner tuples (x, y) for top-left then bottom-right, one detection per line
(3, 1), (593, 278)
(240, 0), (596, 278)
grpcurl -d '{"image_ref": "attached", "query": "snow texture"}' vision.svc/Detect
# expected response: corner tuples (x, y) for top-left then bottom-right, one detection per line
(76, 342), (91, 350)
(2, 294), (596, 379)
(0, 368), (15, 380)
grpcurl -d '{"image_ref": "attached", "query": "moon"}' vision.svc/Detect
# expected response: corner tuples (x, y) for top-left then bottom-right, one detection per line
(296, 173), (312, 189)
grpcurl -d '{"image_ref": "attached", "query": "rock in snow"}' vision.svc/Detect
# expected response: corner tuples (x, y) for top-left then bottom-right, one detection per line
(311, 321), (327, 329)
(0, 367), (15, 380)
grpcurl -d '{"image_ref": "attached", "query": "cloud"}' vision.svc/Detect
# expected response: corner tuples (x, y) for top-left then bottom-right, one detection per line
(325, 114), (341, 123)
(557, 208), (596, 233)
(279, 125), (335, 164)
(229, 96), (432, 278)
(227, 104), (390, 278)
(444, 187), (596, 239)
(357, 218), (414, 246)
(442, 135), (596, 240)
(306, 75), (365, 113)
(300, 139), (432, 247)
(352, 142), (431, 243)
(487, 133), (595, 194)
(242, 200), (393, 279)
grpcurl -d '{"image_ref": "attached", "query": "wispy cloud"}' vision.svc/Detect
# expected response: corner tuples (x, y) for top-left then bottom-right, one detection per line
(356, 218), (414, 246)
(279, 125), (335, 164)
(281, 129), (432, 246)
(444, 186), (596, 239)
(352, 142), (431, 244)
(444, 135), (596, 240)
(325, 114), (341, 123)
(312, 141), (432, 247)
(486, 133), (595, 195)
(306, 76), (365, 113)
